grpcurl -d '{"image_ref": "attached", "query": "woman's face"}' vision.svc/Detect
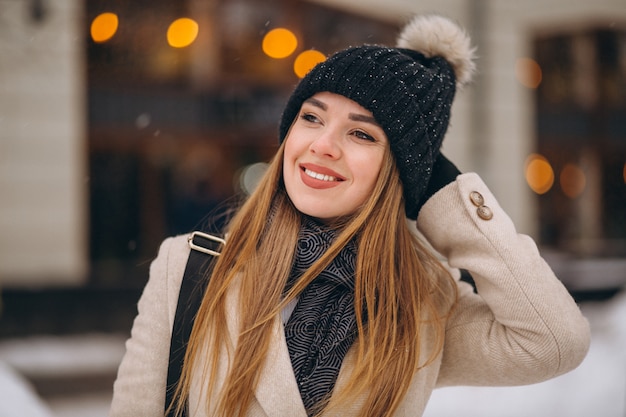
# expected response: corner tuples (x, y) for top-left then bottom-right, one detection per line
(283, 91), (388, 222)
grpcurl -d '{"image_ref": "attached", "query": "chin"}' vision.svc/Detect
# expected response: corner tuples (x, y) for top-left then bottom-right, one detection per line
(298, 209), (336, 221)
(293, 203), (340, 222)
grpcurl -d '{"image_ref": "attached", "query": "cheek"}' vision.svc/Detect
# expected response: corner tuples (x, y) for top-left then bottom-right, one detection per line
(360, 171), (380, 199)
(282, 137), (300, 190)
(282, 137), (295, 169)
(356, 152), (385, 190)
(283, 131), (305, 162)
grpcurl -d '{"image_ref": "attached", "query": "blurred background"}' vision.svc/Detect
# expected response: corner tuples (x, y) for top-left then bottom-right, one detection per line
(0, 0), (625, 416)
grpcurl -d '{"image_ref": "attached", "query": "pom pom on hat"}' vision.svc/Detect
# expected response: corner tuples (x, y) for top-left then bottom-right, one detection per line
(278, 14), (476, 218)
(396, 14), (476, 87)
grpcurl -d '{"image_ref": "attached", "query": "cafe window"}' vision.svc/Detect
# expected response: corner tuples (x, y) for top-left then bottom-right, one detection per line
(86, 0), (396, 285)
(532, 26), (626, 256)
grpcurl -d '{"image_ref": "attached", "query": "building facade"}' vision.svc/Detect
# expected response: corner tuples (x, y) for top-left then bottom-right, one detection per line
(1, 0), (624, 294)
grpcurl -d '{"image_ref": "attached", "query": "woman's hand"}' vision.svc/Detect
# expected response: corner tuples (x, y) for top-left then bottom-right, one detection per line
(417, 153), (461, 216)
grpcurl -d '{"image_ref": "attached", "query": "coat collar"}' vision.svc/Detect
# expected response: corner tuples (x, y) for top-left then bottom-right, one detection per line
(253, 317), (308, 417)
(224, 278), (307, 417)
(221, 274), (436, 417)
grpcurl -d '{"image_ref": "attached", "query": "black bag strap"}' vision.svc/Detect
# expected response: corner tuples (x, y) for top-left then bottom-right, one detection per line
(165, 231), (225, 417)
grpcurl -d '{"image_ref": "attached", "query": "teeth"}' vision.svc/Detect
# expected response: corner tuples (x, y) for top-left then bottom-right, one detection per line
(304, 168), (337, 182)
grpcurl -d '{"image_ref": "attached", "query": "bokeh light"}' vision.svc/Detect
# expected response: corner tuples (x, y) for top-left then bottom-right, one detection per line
(91, 12), (119, 43)
(262, 28), (298, 59)
(239, 162), (269, 195)
(167, 18), (199, 48)
(525, 153), (554, 194)
(560, 163), (586, 198)
(294, 50), (326, 78)
(515, 57), (542, 89)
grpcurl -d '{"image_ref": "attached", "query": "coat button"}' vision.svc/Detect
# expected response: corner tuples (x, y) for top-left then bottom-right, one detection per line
(469, 191), (484, 207)
(477, 205), (493, 220)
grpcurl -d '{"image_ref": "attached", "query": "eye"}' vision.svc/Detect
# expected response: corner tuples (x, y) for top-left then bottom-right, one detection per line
(299, 112), (320, 124)
(352, 129), (376, 142)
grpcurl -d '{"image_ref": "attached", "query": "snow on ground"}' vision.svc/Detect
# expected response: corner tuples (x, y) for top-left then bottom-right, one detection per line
(0, 360), (53, 417)
(0, 291), (624, 417)
(0, 334), (125, 417)
(0, 334), (126, 378)
(425, 290), (626, 417)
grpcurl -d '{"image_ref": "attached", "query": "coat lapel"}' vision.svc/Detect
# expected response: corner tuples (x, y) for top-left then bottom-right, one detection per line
(253, 316), (308, 417)
(224, 278), (307, 417)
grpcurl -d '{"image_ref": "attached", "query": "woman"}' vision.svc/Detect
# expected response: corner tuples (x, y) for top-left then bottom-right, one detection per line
(110, 14), (590, 417)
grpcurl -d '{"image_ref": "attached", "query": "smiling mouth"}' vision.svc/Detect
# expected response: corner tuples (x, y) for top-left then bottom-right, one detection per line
(303, 168), (341, 182)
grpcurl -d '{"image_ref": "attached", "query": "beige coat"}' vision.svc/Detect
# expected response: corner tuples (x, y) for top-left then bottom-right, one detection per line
(110, 173), (590, 417)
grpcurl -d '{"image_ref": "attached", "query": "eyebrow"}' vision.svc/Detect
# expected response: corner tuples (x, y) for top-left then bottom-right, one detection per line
(304, 97), (327, 110)
(348, 113), (380, 126)
(303, 97), (381, 127)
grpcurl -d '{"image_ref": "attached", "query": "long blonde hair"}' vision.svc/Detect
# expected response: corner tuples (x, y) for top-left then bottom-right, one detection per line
(170, 141), (457, 417)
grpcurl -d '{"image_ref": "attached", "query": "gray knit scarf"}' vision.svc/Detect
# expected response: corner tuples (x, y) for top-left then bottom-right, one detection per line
(284, 217), (359, 415)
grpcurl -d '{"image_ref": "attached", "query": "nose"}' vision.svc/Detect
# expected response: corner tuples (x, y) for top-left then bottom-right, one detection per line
(309, 128), (341, 159)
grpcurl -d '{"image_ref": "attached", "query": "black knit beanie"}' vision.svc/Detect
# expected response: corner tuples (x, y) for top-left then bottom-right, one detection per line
(278, 15), (476, 218)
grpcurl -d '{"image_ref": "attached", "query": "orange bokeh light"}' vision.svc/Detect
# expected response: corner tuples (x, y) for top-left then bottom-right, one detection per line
(91, 12), (119, 43)
(167, 18), (199, 48)
(294, 50), (326, 78)
(516, 58), (542, 89)
(560, 163), (586, 199)
(262, 28), (298, 59)
(525, 153), (554, 194)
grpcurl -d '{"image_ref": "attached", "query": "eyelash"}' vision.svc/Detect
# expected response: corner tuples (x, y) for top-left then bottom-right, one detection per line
(352, 130), (375, 142)
(299, 112), (377, 142)
(299, 113), (318, 123)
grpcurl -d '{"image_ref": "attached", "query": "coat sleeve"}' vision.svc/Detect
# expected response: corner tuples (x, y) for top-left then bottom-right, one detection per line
(416, 173), (590, 387)
(109, 236), (189, 416)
